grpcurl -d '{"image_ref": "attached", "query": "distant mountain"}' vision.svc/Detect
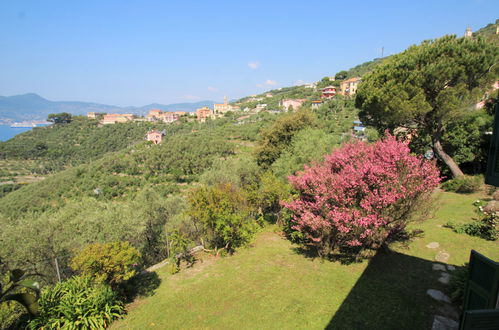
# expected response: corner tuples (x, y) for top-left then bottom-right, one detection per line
(0, 93), (216, 122)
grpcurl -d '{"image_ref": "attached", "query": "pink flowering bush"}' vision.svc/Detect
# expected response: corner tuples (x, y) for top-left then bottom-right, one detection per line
(282, 135), (440, 258)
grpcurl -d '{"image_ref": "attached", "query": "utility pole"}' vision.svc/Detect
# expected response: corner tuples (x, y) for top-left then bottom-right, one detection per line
(381, 47), (384, 58)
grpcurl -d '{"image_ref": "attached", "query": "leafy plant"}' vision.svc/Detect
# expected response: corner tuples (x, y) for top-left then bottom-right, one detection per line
(28, 276), (124, 329)
(71, 241), (141, 286)
(0, 268), (41, 317)
(446, 213), (498, 241)
(188, 183), (258, 254)
(168, 230), (195, 274)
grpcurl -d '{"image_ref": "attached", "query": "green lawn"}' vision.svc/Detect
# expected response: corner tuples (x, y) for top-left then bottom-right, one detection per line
(113, 191), (499, 330)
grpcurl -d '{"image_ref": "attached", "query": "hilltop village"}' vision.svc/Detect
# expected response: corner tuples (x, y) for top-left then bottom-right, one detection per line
(88, 76), (363, 143)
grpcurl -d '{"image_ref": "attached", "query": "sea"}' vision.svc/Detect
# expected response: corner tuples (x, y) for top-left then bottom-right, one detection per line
(0, 124), (48, 142)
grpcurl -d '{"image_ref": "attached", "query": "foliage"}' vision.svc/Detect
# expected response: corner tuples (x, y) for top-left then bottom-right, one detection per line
(408, 109), (493, 176)
(28, 276), (124, 329)
(199, 155), (261, 189)
(188, 183), (258, 253)
(343, 57), (387, 79)
(168, 230), (195, 274)
(441, 175), (483, 193)
(271, 128), (341, 179)
(0, 118), (159, 172)
(245, 171), (291, 223)
(0, 183), (22, 198)
(356, 35), (499, 177)
(47, 112), (72, 124)
(314, 97), (358, 134)
(0, 268), (41, 317)
(254, 110), (316, 168)
(282, 135), (441, 258)
(446, 201), (498, 241)
(70, 241), (141, 285)
(334, 71), (348, 80)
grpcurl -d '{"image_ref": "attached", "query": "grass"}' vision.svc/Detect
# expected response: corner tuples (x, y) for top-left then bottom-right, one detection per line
(112, 190), (499, 330)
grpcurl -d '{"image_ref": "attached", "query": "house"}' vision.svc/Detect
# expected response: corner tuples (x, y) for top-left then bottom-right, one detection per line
(320, 86), (337, 99)
(146, 130), (166, 144)
(340, 77), (361, 96)
(280, 99), (306, 111)
(159, 112), (179, 123)
(101, 114), (134, 125)
(174, 111), (187, 116)
(87, 112), (97, 119)
(311, 100), (323, 109)
(475, 81), (499, 109)
(146, 109), (163, 121)
(196, 107), (214, 121)
(255, 104), (267, 112)
(214, 96), (240, 114)
(266, 93), (273, 98)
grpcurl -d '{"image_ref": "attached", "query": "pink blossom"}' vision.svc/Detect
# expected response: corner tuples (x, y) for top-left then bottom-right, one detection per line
(282, 135), (441, 254)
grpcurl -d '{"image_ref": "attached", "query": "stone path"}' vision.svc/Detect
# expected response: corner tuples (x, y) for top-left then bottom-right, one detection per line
(426, 242), (440, 249)
(425, 242), (459, 330)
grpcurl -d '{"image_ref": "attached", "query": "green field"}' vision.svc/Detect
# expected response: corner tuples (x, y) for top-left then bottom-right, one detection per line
(112, 191), (499, 329)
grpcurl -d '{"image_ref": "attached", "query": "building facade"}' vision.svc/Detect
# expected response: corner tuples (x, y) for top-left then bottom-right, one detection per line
(196, 107), (214, 121)
(280, 99), (306, 111)
(340, 77), (361, 96)
(321, 86), (337, 99)
(146, 130), (166, 144)
(101, 114), (134, 124)
(214, 96), (240, 114)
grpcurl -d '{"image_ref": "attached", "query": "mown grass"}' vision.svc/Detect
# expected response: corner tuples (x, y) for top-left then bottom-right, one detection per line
(113, 191), (499, 329)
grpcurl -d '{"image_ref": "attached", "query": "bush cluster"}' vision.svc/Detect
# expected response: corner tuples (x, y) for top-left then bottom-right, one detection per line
(441, 175), (483, 193)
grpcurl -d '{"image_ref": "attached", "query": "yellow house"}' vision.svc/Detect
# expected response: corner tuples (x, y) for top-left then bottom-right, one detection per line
(340, 77), (361, 96)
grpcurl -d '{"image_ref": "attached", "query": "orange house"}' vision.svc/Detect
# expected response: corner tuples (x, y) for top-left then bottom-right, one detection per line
(196, 107), (214, 121)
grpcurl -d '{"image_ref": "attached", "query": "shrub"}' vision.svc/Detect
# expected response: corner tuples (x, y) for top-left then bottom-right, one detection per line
(71, 241), (141, 286)
(441, 175), (482, 193)
(28, 276), (124, 329)
(282, 135), (441, 258)
(254, 110), (316, 168)
(188, 183), (257, 253)
(447, 209), (498, 241)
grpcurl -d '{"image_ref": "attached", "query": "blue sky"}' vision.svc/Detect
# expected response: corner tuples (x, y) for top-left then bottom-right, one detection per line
(0, 0), (497, 106)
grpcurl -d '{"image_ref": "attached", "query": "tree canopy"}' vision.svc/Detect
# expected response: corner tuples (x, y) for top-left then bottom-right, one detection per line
(47, 112), (72, 124)
(355, 35), (499, 177)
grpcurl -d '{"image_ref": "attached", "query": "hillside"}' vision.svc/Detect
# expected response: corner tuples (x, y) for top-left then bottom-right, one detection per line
(0, 98), (358, 283)
(0, 93), (215, 122)
(0, 117), (171, 173)
(474, 19), (499, 45)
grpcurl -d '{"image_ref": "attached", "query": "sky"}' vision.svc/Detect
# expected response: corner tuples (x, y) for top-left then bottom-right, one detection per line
(0, 0), (498, 107)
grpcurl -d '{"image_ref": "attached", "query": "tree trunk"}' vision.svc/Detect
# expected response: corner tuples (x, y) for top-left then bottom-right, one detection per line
(432, 130), (464, 178)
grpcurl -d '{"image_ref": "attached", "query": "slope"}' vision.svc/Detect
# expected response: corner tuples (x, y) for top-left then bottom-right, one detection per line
(112, 191), (499, 330)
